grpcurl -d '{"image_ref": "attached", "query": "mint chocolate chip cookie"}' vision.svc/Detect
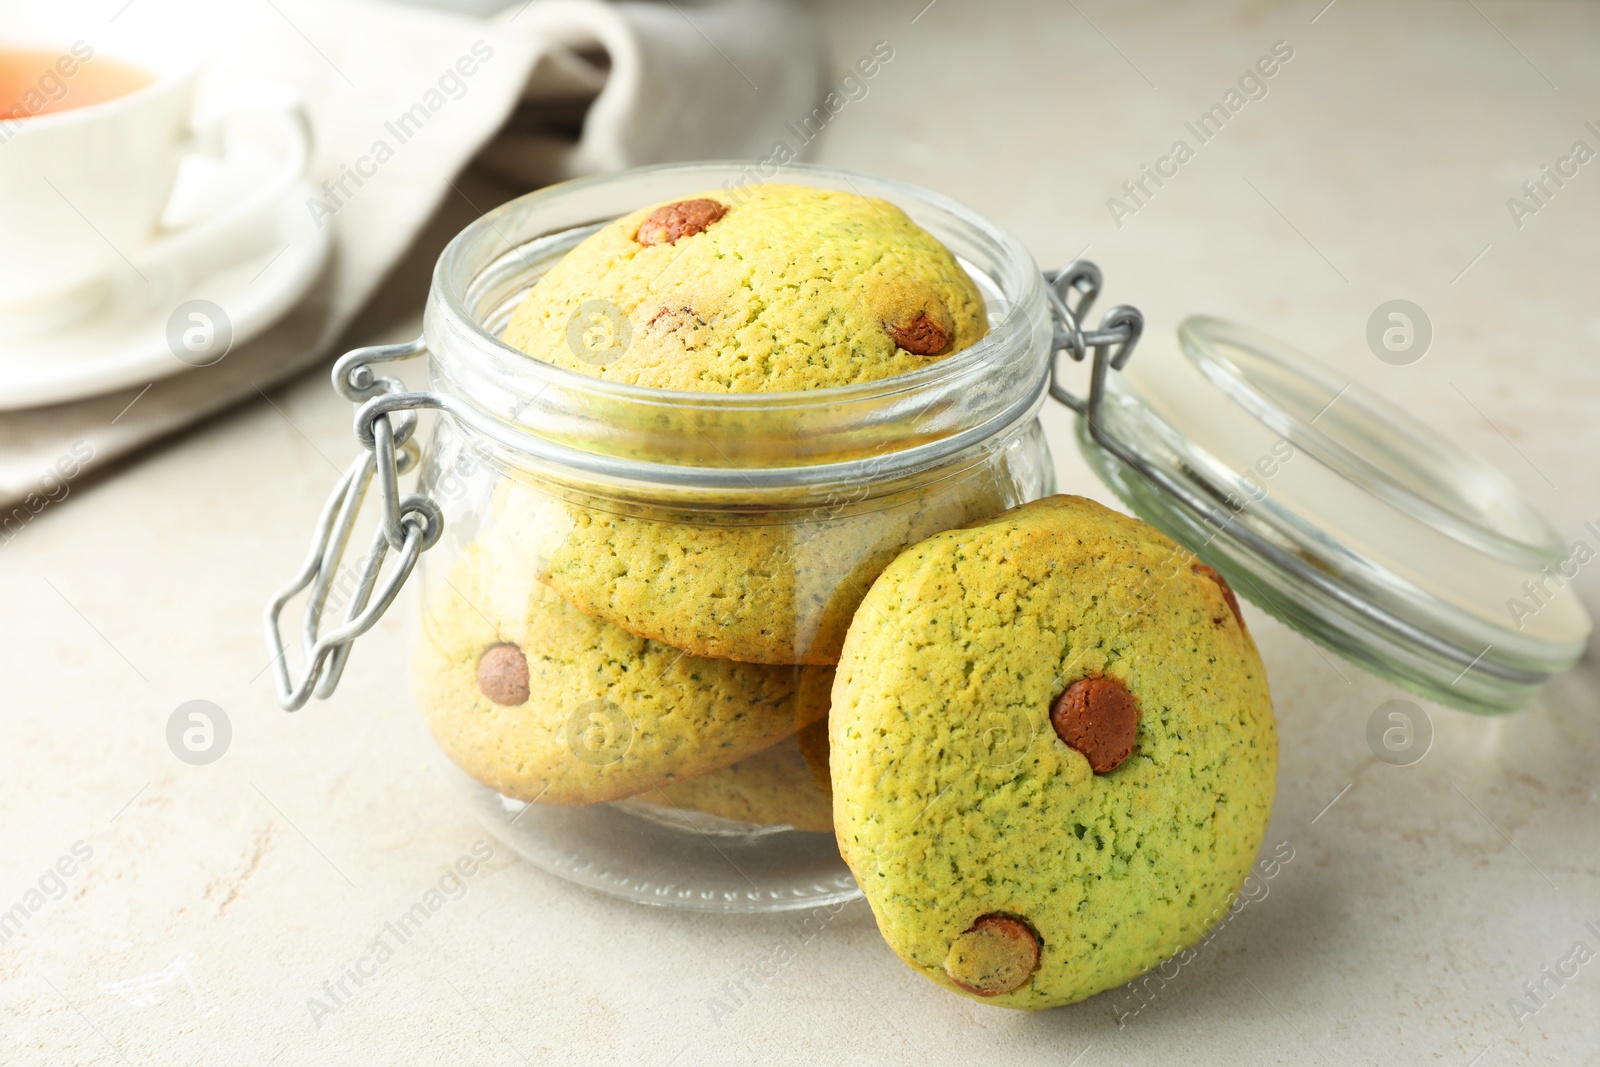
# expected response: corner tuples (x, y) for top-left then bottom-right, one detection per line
(830, 495), (1278, 1008)
(415, 532), (831, 806)
(502, 184), (989, 392)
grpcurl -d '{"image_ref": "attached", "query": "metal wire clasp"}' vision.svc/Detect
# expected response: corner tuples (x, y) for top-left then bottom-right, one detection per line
(264, 338), (444, 711)
(1044, 260), (1144, 418)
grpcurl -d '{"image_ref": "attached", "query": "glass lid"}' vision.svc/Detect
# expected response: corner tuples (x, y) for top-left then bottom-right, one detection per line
(1052, 268), (1590, 714)
(1179, 316), (1566, 568)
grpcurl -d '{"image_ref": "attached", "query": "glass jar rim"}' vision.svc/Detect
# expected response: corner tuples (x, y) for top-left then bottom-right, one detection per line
(421, 162), (1054, 488)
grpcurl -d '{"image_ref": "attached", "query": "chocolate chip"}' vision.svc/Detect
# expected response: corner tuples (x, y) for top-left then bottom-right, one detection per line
(944, 913), (1041, 997)
(885, 310), (949, 355)
(1050, 675), (1139, 774)
(1192, 563), (1245, 631)
(477, 643), (529, 706)
(635, 199), (728, 247)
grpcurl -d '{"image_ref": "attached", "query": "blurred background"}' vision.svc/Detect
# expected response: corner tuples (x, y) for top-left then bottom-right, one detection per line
(2, 1), (1597, 1064)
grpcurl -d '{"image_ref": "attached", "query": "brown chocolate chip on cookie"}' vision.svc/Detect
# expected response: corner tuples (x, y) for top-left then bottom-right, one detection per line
(477, 643), (530, 706)
(944, 914), (1041, 996)
(1192, 563), (1245, 631)
(1050, 674), (1139, 773)
(885, 310), (950, 355)
(635, 199), (728, 247)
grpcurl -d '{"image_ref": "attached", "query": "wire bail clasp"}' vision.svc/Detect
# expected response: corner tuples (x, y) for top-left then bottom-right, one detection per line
(1044, 260), (1144, 418)
(263, 338), (444, 711)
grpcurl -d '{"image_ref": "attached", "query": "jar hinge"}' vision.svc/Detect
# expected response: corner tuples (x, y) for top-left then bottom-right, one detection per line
(264, 337), (445, 711)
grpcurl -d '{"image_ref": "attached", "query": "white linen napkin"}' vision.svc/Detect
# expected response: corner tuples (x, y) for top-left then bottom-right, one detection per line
(0, 0), (826, 512)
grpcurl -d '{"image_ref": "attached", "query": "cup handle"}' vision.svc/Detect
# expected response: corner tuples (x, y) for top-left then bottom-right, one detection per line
(136, 84), (314, 279)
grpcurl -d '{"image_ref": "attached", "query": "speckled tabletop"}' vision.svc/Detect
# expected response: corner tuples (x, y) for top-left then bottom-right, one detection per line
(3, 1), (1599, 1064)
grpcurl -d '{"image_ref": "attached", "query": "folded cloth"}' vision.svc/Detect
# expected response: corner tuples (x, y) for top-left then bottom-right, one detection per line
(0, 0), (826, 511)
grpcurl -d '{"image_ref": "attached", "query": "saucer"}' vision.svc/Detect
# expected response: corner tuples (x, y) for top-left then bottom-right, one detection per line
(0, 175), (330, 411)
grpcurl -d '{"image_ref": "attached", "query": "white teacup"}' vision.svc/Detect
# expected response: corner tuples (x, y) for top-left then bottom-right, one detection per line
(0, 26), (309, 337)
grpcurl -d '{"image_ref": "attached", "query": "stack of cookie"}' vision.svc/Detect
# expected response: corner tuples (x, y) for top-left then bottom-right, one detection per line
(413, 184), (999, 825)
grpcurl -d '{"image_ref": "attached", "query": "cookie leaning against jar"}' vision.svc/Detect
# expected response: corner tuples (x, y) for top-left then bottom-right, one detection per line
(498, 183), (1005, 666)
(415, 531), (832, 806)
(830, 495), (1278, 1009)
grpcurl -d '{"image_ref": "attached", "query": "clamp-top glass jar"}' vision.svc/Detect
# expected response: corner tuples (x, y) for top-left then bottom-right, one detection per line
(268, 163), (1066, 911)
(267, 160), (1589, 913)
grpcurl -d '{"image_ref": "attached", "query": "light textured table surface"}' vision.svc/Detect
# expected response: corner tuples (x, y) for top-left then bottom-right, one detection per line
(4, 1), (1599, 1064)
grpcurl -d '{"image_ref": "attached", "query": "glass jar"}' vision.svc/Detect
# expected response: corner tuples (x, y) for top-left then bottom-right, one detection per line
(275, 163), (1058, 912)
(267, 162), (1587, 915)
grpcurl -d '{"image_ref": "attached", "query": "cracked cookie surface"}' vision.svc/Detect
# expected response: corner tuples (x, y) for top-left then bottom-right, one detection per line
(830, 495), (1277, 1009)
(501, 184), (989, 392)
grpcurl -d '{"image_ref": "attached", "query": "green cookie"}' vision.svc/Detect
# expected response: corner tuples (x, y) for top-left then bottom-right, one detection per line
(502, 183), (989, 393)
(645, 726), (833, 833)
(414, 529), (830, 806)
(830, 495), (1278, 1008)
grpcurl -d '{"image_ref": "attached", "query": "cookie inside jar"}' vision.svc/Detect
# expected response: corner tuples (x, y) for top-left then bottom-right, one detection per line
(415, 181), (1050, 821)
(407, 163), (1056, 910)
